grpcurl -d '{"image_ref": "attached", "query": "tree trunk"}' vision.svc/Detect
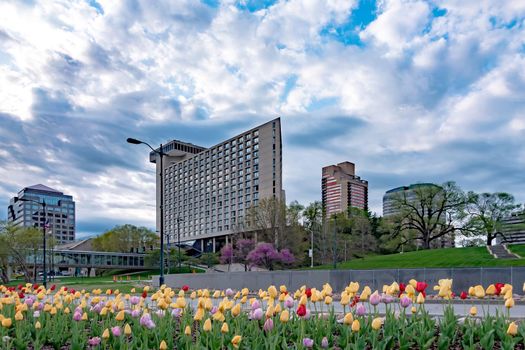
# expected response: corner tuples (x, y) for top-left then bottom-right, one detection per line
(486, 234), (493, 246)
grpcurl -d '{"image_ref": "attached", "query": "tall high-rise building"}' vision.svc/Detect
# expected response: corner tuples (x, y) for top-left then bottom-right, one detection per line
(322, 162), (368, 217)
(382, 183), (439, 217)
(7, 184), (76, 243)
(151, 118), (283, 252)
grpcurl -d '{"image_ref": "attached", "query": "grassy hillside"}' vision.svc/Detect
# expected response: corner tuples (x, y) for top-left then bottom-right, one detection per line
(311, 245), (525, 270)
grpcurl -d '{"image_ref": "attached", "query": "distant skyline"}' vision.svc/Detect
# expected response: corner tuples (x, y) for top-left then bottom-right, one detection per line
(1, 0), (524, 238)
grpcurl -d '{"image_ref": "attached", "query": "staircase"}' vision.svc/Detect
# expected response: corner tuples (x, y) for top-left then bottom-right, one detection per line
(487, 245), (520, 259)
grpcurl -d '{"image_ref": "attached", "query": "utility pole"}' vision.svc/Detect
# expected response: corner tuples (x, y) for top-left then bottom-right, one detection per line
(332, 216), (337, 270)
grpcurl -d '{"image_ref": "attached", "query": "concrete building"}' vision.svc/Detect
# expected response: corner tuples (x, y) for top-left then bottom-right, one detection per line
(499, 211), (525, 244)
(151, 118), (283, 252)
(321, 162), (368, 217)
(7, 184), (75, 243)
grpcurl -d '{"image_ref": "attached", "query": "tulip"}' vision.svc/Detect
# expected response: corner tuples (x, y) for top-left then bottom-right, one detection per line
(263, 318), (274, 332)
(221, 322), (229, 334)
(231, 335), (242, 349)
(280, 309), (290, 323)
(203, 318), (212, 332)
(284, 296), (294, 309)
(231, 303), (241, 317)
(371, 317), (383, 330)
(303, 338), (314, 348)
(252, 308), (263, 320)
(35, 321), (41, 329)
(411, 306), (417, 314)
(296, 304), (306, 317)
(321, 337), (329, 348)
(474, 285), (485, 298)
(184, 325), (192, 336)
(460, 291), (467, 300)
(324, 295), (333, 305)
(14, 311), (23, 321)
(343, 312), (353, 325)
(469, 306), (477, 316)
(507, 322), (518, 336)
(416, 293), (425, 304)
(340, 292), (350, 306)
(2, 318), (11, 328)
(369, 291), (381, 306)
(351, 319), (360, 332)
(159, 340), (168, 350)
(400, 295), (412, 308)
(505, 297), (515, 309)
(356, 303), (366, 316)
(251, 299), (261, 310)
(265, 306), (275, 318)
(102, 328), (110, 339)
(88, 337), (101, 346)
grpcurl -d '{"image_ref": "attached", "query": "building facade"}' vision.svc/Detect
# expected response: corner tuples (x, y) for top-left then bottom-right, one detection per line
(322, 162), (368, 217)
(151, 118), (283, 252)
(7, 184), (76, 243)
(499, 211), (525, 244)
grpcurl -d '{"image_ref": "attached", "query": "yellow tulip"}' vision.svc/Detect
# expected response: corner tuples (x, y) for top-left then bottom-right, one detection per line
(274, 303), (282, 314)
(35, 321), (41, 329)
(486, 284), (496, 295)
(231, 303), (241, 317)
(184, 325), (191, 336)
(231, 335), (242, 349)
(324, 296), (333, 305)
(340, 292), (350, 306)
(351, 319), (360, 332)
(343, 313), (353, 325)
(64, 307), (70, 314)
(1, 318), (11, 328)
(504, 290), (513, 300)
(203, 318), (212, 332)
(159, 340), (168, 350)
(474, 285), (485, 298)
(371, 317), (383, 330)
(409, 279), (417, 287)
(100, 307), (108, 316)
(213, 311), (225, 322)
(15, 311), (23, 321)
(299, 295), (307, 306)
(280, 285), (287, 293)
(507, 322), (518, 336)
(505, 298), (515, 309)
(116, 310), (125, 321)
(469, 306), (477, 316)
(265, 306), (274, 318)
(280, 310), (290, 323)
(124, 323), (132, 336)
(194, 308), (204, 321)
(82, 312), (88, 321)
(405, 284), (415, 296)
(221, 322), (229, 334)
(468, 286), (475, 296)
(102, 328), (110, 339)
(416, 293), (425, 304)
(268, 285), (278, 299)
(411, 306), (417, 314)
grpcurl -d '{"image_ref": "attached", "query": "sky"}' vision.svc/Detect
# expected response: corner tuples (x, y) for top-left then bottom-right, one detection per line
(0, 0), (524, 238)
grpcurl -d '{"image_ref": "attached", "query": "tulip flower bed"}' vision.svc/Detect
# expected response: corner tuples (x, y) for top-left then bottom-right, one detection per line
(0, 280), (525, 349)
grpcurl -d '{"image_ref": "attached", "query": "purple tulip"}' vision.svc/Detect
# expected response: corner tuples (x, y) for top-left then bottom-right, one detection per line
(131, 309), (141, 318)
(155, 310), (165, 318)
(73, 311), (82, 322)
(130, 296), (140, 305)
(321, 337), (329, 348)
(400, 295), (412, 309)
(33, 311), (40, 318)
(303, 338), (314, 348)
(381, 294), (394, 304)
(284, 296), (294, 309)
(111, 326), (121, 337)
(88, 337), (101, 346)
(303, 308), (311, 320)
(225, 288), (234, 297)
(140, 313), (155, 329)
(370, 292), (381, 306)
(210, 306), (218, 315)
(25, 297), (34, 307)
(171, 308), (182, 318)
(251, 308), (263, 320)
(251, 300), (261, 310)
(263, 318), (274, 332)
(356, 303), (366, 316)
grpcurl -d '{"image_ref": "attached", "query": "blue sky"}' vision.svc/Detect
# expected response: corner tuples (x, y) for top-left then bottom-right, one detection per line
(0, 0), (524, 237)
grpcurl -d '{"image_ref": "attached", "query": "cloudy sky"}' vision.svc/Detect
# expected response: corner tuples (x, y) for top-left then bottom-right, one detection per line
(1, 0), (524, 238)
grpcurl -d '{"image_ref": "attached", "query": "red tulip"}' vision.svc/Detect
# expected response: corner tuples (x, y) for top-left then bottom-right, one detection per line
(32, 284), (39, 290)
(182, 285), (189, 292)
(18, 292), (25, 299)
(495, 283), (505, 296)
(305, 288), (312, 298)
(142, 291), (148, 298)
(460, 291), (467, 300)
(17, 284), (23, 290)
(50, 284), (56, 291)
(296, 304), (306, 317)
(416, 282), (428, 297)
(70, 289), (76, 294)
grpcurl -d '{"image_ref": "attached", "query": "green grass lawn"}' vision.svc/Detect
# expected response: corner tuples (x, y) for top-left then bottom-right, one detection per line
(507, 244), (525, 257)
(310, 246), (525, 270)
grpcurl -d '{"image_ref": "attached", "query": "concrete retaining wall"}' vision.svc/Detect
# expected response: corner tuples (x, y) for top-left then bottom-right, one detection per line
(153, 267), (525, 294)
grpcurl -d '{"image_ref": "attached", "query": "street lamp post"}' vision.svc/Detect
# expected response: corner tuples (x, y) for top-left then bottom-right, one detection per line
(17, 197), (47, 288)
(127, 138), (166, 286)
(176, 217), (182, 271)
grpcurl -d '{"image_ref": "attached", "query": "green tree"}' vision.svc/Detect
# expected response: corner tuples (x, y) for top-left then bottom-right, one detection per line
(386, 182), (467, 250)
(303, 201), (323, 266)
(466, 192), (522, 246)
(199, 252), (219, 268)
(92, 224), (158, 253)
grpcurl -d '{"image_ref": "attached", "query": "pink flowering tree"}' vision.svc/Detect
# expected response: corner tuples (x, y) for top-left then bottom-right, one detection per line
(247, 243), (295, 270)
(219, 239), (256, 271)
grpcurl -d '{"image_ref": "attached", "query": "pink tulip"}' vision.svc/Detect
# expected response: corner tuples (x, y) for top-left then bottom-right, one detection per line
(356, 303), (366, 316)
(263, 318), (274, 332)
(111, 326), (121, 337)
